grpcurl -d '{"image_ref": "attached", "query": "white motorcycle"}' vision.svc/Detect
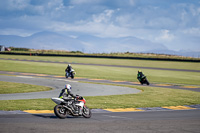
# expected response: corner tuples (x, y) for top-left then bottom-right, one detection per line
(51, 96), (91, 119)
(65, 69), (76, 79)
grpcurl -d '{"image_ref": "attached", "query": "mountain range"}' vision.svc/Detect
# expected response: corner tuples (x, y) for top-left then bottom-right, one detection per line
(0, 31), (199, 58)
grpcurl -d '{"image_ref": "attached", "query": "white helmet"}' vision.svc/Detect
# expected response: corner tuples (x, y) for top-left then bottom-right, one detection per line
(65, 84), (71, 90)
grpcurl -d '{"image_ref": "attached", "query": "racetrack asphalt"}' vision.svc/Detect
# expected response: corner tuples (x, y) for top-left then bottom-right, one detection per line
(1, 71), (200, 92)
(0, 74), (141, 100)
(1, 109), (200, 133)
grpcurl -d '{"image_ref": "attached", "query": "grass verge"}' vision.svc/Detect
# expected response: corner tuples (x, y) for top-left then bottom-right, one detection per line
(0, 81), (53, 94)
(1, 54), (200, 70)
(0, 84), (199, 111)
(1, 60), (200, 85)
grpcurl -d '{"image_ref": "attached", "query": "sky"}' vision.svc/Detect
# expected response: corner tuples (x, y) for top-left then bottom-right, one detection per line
(0, 0), (200, 53)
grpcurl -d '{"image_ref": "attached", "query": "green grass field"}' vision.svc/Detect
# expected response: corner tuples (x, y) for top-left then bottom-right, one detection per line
(0, 54), (200, 110)
(0, 84), (199, 111)
(0, 59), (200, 85)
(0, 81), (53, 94)
(1, 54), (200, 70)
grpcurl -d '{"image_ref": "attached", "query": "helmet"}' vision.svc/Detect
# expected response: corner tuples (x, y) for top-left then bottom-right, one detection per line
(65, 84), (71, 90)
(68, 64), (71, 67)
(138, 70), (142, 72)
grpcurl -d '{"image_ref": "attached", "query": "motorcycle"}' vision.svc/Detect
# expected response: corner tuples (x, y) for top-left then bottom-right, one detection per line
(51, 96), (92, 119)
(138, 75), (150, 85)
(65, 69), (76, 79)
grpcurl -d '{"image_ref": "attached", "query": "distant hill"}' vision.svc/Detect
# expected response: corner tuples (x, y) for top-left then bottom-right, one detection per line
(0, 31), (199, 57)
(145, 49), (200, 58)
(0, 31), (83, 51)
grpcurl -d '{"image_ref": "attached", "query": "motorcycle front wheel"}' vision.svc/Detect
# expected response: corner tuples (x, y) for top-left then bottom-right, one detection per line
(82, 106), (92, 118)
(146, 79), (150, 85)
(54, 105), (68, 119)
(71, 73), (74, 79)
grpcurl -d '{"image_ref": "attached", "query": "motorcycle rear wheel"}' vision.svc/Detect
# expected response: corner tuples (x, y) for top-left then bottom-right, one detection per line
(146, 79), (150, 85)
(65, 73), (68, 78)
(82, 106), (92, 118)
(54, 105), (68, 119)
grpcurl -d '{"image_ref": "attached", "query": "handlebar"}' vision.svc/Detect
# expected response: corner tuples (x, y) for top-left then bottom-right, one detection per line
(75, 96), (83, 100)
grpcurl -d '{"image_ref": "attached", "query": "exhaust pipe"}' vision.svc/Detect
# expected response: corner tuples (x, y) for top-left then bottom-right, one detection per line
(63, 105), (79, 116)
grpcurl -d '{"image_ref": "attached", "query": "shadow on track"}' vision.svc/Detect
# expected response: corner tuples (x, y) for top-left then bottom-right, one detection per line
(32, 114), (82, 119)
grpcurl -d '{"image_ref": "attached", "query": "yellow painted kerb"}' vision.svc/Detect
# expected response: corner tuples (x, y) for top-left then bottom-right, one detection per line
(35, 74), (49, 76)
(182, 86), (199, 88)
(112, 80), (126, 83)
(24, 110), (54, 114)
(162, 106), (196, 110)
(156, 84), (172, 86)
(131, 82), (141, 84)
(104, 108), (144, 112)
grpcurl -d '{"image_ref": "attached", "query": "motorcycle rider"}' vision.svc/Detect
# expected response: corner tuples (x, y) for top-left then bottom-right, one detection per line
(65, 64), (72, 74)
(137, 70), (144, 82)
(58, 84), (81, 114)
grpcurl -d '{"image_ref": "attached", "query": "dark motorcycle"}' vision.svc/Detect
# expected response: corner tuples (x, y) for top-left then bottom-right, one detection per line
(51, 96), (91, 119)
(65, 69), (76, 79)
(138, 75), (150, 85)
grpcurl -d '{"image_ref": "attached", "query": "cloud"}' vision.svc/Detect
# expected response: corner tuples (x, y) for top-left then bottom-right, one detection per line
(92, 9), (114, 23)
(183, 28), (200, 37)
(70, 0), (102, 5)
(0, 0), (200, 52)
(155, 30), (175, 42)
(0, 0), (29, 11)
